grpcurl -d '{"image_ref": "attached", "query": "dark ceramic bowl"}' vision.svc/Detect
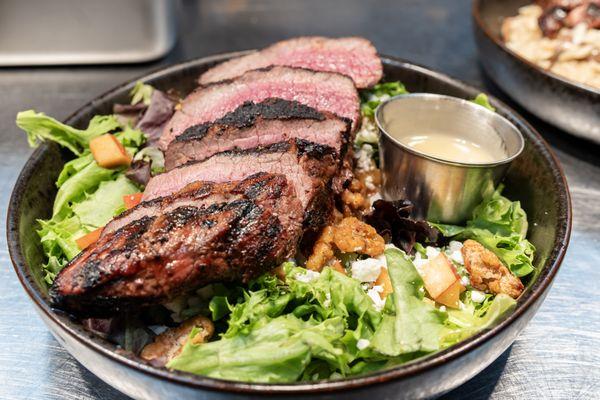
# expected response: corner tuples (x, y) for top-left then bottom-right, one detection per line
(7, 54), (571, 399)
(472, 0), (600, 143)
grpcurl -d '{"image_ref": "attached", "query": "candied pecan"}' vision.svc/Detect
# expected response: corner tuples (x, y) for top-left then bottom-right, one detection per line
(333, 217), (385, 257)
(461, 240), (524, 298)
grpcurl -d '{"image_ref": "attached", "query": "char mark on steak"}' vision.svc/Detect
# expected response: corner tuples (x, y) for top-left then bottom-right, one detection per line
(50, 173), (303, 315)
(164, 98), (352, 170)
(198, 36), (383, 89)
(145, 139), (338, 245)
(159, 66), (359, 149)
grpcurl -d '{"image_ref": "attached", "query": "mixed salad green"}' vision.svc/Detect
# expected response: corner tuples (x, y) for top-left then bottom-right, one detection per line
(15, 81), (535, 382)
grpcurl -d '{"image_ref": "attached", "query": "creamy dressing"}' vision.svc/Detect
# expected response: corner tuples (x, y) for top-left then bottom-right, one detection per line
(398, 133), (505, 163)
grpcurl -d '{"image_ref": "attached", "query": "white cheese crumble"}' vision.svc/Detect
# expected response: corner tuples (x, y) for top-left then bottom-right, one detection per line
(364, 174), (376, 191)
(461, 276), (471, 287)
(438, 305), (447, 312)
(412, 252), (428, 272)
(448, 240), (463, 252)
(355, 144), (376, 172)
(323, 292), (332, 308)
(367, 286), (386, 311)
(447, 240), (464, 264)
(470, 290), (486, 303)
(356, 338), (371, 350)
(295, 269), (320, 283)
(351, 256), (386, 282)
(354, 117), (379, 145)
(425, 246), (441, 260)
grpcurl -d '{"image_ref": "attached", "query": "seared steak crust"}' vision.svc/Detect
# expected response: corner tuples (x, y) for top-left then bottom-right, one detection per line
(165, 99), (351, 170)
(159, 66), (359, 149)
(50, 174), (303, 315)
(198, 36), (383, 88)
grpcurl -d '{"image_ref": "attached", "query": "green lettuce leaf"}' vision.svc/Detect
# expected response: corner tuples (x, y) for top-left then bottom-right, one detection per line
(53, 157), (118, 217)
(470, 185), (528, 237)
(130, 81), (154, 106)
(37, 215), (87, 283)
(471, 93), (496, 112)
(16, 110), (121, 155)
(432, 186), (535, 277)
(371, 248), (446, 355)
(442, 293), (515, 346)
(133, 146), (165, 175)
(72, 174), (139, 229)
(360, 81), (408, 118)
(168, 315), (345, 383)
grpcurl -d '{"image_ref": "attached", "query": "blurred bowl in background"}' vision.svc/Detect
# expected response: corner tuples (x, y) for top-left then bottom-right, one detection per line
(472, 0), (600, 143)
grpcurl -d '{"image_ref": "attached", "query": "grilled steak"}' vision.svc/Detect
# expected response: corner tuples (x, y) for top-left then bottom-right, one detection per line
(164, 98), (351, 170)
(198, 37), (383, 89)
(159, 66), (359, 149)
(145, 139), (338, 243)
(50, 173), (303, 315)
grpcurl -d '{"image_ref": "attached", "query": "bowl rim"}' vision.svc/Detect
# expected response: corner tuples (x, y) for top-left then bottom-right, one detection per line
(6, 53), (572, 395)
(472, 0), (600, 95)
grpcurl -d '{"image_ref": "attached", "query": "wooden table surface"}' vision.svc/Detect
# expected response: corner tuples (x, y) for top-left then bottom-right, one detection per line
(1, 1), (598, 399)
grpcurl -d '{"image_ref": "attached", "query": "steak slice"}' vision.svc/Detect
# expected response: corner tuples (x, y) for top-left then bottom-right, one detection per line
(104, 173), (277, 236)
(159, 66), (359, 149)
(50, 173), (303, 315)
(164, 98), (351, 170)
(145, 139), (338, 243)
(198, 37), (383, 89)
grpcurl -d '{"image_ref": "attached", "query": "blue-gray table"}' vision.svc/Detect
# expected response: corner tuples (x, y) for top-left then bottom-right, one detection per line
(1, 1), (598, 399)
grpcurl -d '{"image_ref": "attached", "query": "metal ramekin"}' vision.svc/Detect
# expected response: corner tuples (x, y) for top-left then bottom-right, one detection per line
(375, 93), (524, 224)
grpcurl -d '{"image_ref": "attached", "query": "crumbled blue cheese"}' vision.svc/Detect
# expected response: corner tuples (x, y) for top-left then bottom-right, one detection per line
(355, 117), (379, 145)
(367, 285), (386, 311)
(355, 144), (376, 172)
(425, 246), (441, 260)
(356, 338), (371, 350)
(470, 290), (486, 303)
(447, 240), (464, 264)
(351, 255), (387, 282)
(295, 269), (320, 283)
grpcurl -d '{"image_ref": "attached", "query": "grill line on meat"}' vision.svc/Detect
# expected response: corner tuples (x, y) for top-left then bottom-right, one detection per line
(165, 98), (351, 170)
(159, 66), (360, 149)
(51, 173), (303, 315)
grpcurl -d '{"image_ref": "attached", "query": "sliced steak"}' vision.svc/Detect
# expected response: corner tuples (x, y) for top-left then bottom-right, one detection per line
(145, 139), (338, 242)
(50, 173), (303, 315)
(198, 36), (383, 89)
(164, 98), (351, 170)
(103, 174), (273, 236)
(159, 66), (359, 149)
(145, 139), (337, 206)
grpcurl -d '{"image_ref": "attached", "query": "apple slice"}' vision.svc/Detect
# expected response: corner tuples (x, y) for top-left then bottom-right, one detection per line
(436, 280), (465, 308)
(90, 134), (132, 168)
(419, 252), (464, 308)
(374, 268), (393, 298)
